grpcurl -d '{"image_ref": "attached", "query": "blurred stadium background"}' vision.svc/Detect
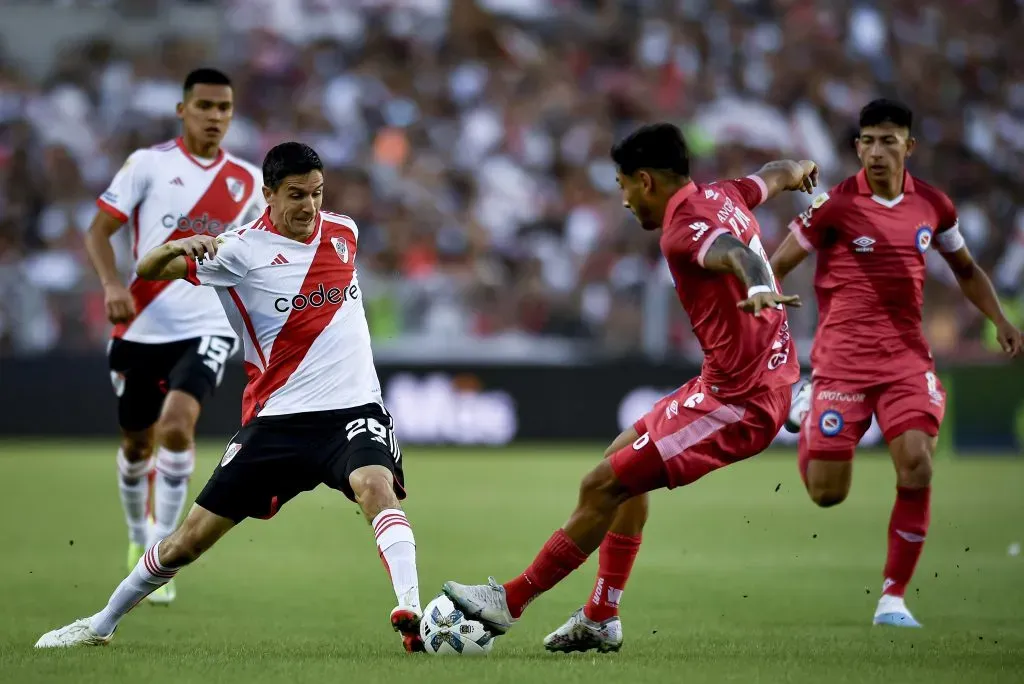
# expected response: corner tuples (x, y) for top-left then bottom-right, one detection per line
(0, 0), (1021, 450)
(1, 3), (1023, 682)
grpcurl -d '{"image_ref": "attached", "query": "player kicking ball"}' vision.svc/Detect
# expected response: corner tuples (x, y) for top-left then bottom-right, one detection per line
(36, 143), (424, 653)
(771, 99), (1023, 628)
(443, 123), (817, 653)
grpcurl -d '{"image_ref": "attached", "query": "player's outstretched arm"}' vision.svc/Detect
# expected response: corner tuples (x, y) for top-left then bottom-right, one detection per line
(769, 232), (810, 282)
(702, 233), (801, 317)
(942, 246), (1023, 357)
(136, 236), (220, 281)
(753, 160), (819, 202)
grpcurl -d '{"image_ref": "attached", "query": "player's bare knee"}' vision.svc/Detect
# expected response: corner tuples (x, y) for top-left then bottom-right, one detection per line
(894, 441), (933, 488)
(579, 462), (631, 512)
(809, 485), (847, 508)
(156, 415), (194, 452)
(120, 434), (154, 463)
(349, 465), (397, 518)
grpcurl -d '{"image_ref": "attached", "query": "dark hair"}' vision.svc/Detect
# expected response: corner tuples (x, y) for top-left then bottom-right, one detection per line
(262, 142), (324, 191)
(610, 123), (690, 177)
(859, 99), (913, 133)
(183, 68), (232, 95)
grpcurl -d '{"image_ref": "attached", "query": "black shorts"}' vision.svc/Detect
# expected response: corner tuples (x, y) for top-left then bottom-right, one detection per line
(107, 336), (236, 432)
(195, 404), (406, 523)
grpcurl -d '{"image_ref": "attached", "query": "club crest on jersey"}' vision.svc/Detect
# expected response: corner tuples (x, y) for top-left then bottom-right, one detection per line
(221, 442), (242, 467)
(915, 226), (933, 253)
(819, 410), (844, 437)
(225, 177), (246, 203)
(331, 236), (349, 263)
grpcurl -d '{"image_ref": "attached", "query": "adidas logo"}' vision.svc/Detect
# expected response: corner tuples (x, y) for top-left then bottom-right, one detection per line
(170, 177), (184, 186)
(270, 254), (289, 266)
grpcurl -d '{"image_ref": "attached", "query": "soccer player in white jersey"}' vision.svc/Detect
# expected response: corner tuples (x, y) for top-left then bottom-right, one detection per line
(37, 142), (424, 653)
(84, 68), (265, 605)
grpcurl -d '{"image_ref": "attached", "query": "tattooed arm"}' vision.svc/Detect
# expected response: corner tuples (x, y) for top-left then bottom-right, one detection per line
(702, 233), (801, 317)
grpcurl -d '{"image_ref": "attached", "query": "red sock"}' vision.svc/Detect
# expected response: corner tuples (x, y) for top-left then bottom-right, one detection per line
(503, 529), (589, 618)
(883, 486), (930, 597)
(583, 532), (641, 623)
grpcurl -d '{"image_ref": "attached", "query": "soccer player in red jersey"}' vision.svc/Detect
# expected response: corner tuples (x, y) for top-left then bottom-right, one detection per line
(770, 99), (1023, 627)
(442, 123), (818, 652)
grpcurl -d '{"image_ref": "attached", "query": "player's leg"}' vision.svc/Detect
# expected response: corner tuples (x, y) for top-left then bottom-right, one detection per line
(872, 372), (945, 628)
(330, 406), (422, 652)
(107, 339), (164, 572)
(797, 380), (874, 507)
(34, 504), (235, 648)
(543, 426), (645, 653)
(147, 336), (231, 603)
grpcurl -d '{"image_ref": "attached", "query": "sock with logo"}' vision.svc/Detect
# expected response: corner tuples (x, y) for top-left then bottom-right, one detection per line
(583, 532), (641, 623)
(372, 509), (420, 610)
(152, 447), (195, 543)
(90, 545), (180, 637)
(503, 529), (589, 618)
(883, 486), (930, 597)
(117, 449), (153, 547)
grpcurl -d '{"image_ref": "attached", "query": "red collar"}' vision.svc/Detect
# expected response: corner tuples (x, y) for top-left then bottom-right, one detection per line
(175, 136), (224, 170)
(856, 168), (915, 196)
(261, 208), (321, 245)
(662, 182), (699, 230)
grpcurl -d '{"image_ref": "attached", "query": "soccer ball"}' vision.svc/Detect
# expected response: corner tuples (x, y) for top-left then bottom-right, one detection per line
(419, 594), (494, 655)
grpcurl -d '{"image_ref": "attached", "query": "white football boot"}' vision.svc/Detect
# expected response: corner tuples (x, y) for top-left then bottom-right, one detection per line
(34, 618), (113, 648)
(442, 577), (517, 635)
(785, 379), (812, 433)
(544, 608), (623, 653)
(873, 594), (922, 628)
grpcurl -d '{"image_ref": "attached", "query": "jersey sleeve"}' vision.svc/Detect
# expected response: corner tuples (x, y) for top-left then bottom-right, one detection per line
(662, 212), (732, 269)
(718, 175), (769, 209)
(184, 230), (252, 288)
(931, 191), (965, 253)
(787, 190), (834, 252)
(97, 150), (150, 222)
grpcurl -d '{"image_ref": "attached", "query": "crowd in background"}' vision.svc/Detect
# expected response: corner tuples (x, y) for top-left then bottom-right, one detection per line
(1, 0), (1022, 360)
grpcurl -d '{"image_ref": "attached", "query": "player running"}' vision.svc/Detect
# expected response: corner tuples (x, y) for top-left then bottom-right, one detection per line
(771, 99), (1023, 628)
(442, 123), (818, 652)
(36, 143), (424, 653)
(85, 68), (265, 605)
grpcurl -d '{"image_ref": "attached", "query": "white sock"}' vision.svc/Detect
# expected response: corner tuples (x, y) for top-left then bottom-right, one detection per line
(372, 509), (420, 610)
(91, 545), (178, 636)
(152, 447), (194, 543)
(116, 449), (153, 546)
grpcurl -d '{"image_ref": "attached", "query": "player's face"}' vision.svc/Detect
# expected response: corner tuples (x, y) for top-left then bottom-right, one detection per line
(177, 84), (234, 147)
(856, 123), (914, 183)
(616, 169), (660, 231)
(266, 171), (324, 236)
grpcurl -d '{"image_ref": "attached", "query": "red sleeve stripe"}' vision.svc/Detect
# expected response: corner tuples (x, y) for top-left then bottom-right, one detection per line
(184, 257), (200, 285)
(96, 198), (128, 223)
(788, 220), (815, 252)
(228, 287), (267, 370)
(696, 228), (730, 267)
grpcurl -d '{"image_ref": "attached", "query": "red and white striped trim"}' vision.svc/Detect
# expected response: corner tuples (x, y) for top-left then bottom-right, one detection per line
(655, 404), (746, 462)
(374, 511), (410, 539)
(143, 546), (177, 580)
(788, 219), (815, 253)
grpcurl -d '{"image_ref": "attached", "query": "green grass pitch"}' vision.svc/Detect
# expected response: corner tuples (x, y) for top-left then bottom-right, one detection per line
(1, 440), (1022, 683)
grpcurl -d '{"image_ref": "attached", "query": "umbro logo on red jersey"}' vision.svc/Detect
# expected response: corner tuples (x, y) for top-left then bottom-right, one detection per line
(170, 177), (184, 186)
(270, 254), (289, 266)
(852, 236), (875, 253)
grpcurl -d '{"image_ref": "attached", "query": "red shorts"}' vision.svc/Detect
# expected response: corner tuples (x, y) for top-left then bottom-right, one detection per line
(799, 371), (945, 462)
(609, 377), (791, 495)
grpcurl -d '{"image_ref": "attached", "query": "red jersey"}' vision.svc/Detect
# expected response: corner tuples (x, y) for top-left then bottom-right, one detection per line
(662, 176), (800, 401)
(788, 169), (965, 383)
